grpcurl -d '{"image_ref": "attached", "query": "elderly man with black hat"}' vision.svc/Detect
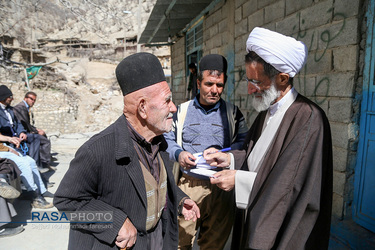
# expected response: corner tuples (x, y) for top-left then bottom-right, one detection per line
(54, 52), (200, 250)
(164, 54), (248, 249)
(204, 27), (333, 249)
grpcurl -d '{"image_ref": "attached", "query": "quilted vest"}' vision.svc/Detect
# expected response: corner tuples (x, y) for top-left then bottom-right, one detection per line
(139, 153), (167, 231)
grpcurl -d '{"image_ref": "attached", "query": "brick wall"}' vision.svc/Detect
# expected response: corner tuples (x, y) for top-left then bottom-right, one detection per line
(170, 0), (365, 219)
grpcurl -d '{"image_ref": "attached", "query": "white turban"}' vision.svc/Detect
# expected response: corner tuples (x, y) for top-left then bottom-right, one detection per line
(246, 27), (308, 77)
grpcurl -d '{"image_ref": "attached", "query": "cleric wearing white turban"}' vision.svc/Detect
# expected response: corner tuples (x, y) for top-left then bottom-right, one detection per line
(246, 27), (308, 77)
(205, 26), (333, 250)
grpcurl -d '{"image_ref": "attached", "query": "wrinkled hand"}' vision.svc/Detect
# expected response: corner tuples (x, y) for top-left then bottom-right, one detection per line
(203, 147), (231, 168)
(19, 133), (27, 141)
(7, 136), (21, 148)
(210, 170), (236, 191)
(178, 151), (196, 169)
(115, 218), (137, 249)
(182, 198), (200, 222)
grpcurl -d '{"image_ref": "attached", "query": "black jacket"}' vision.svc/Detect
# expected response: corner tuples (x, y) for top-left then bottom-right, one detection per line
(54, 115), (187, 250)
(13, 101), (38, 134)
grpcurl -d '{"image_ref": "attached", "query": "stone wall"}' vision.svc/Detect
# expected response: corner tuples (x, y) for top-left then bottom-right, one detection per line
(170, 0), (365, 219)
(30, 92), (78, 135)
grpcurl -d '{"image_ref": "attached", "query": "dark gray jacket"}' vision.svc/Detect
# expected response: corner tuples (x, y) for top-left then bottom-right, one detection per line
(54, 115), (186, 250)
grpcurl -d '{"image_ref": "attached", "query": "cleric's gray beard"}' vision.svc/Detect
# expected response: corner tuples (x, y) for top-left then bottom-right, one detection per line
(252, 81), (280, 112)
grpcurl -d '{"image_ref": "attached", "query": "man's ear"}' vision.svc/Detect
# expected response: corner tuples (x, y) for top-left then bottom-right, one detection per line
(276, 73), (290, 87)
(197, 80), (201, 90)
(138, 99), (147, 119)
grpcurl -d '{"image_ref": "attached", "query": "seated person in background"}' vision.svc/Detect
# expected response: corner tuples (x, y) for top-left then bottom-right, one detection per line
(0, 133), (53, 209)
(0, 85), (43, 173)
(13, 91), (55, 172)
(0, 150), (20, 199)
(0, 156), (24, 238)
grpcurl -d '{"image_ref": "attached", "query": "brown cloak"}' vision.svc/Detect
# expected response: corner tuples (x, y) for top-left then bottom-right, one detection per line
(231, 94), (332, 250)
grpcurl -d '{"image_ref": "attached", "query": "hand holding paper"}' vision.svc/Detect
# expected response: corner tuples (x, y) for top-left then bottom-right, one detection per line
(193, 152), (216, 169)
(188, 152), (216, 177)
(210, 170), (236, 191)
(178, 151), (196, 169)
(189, 148), (231, 178)
(203, 147), (231, 168)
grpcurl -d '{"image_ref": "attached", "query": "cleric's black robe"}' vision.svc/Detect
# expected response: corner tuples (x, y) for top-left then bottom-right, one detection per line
(231, 94), (332, 250)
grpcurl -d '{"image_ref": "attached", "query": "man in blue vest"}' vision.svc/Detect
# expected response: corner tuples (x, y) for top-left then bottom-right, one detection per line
(165, 54), (248, 249)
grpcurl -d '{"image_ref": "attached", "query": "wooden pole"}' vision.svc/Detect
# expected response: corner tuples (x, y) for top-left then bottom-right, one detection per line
(24, 68), (30, 90)
(137, 0), (141, 52)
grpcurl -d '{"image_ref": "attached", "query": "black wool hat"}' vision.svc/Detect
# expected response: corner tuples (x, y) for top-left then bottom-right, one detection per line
(0, 85), (12, 101)
(115, 52), (166, 96)
(199, 54), (228, 74)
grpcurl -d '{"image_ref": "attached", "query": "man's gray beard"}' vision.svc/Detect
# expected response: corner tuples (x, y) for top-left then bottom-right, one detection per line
(252, 82), (280, 112)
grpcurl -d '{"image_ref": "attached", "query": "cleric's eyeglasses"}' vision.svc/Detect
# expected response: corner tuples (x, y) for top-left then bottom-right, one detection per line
(243, 76), (262, 90)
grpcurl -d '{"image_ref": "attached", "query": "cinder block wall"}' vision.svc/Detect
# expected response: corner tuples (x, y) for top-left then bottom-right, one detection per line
(171, 37), (188, 103)
(170, 0), (365, 219)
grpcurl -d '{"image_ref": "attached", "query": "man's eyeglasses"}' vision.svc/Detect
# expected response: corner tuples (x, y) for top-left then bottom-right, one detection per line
(27, 96), (36, 101)
(243, 76), (262, 90)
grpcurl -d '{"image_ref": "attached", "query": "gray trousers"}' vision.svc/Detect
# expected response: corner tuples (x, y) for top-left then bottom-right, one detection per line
(0, 197), (17, 228)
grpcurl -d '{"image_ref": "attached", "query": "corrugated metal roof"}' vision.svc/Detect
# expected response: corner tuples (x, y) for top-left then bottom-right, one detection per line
(139, 0), (213, 45)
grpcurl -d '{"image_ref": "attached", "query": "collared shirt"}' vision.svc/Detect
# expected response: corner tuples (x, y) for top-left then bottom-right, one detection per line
(23, 100), (30, 110)
(127, 122), (162, 183)
(193, 94), (222, 115)
(23, 100), (35, 126)
(0, 103), (13, 126)
(265, 87), (296, 126)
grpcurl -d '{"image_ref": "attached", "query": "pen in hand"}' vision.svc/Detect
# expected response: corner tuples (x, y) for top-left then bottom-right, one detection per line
(198, 147), (231, 157)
